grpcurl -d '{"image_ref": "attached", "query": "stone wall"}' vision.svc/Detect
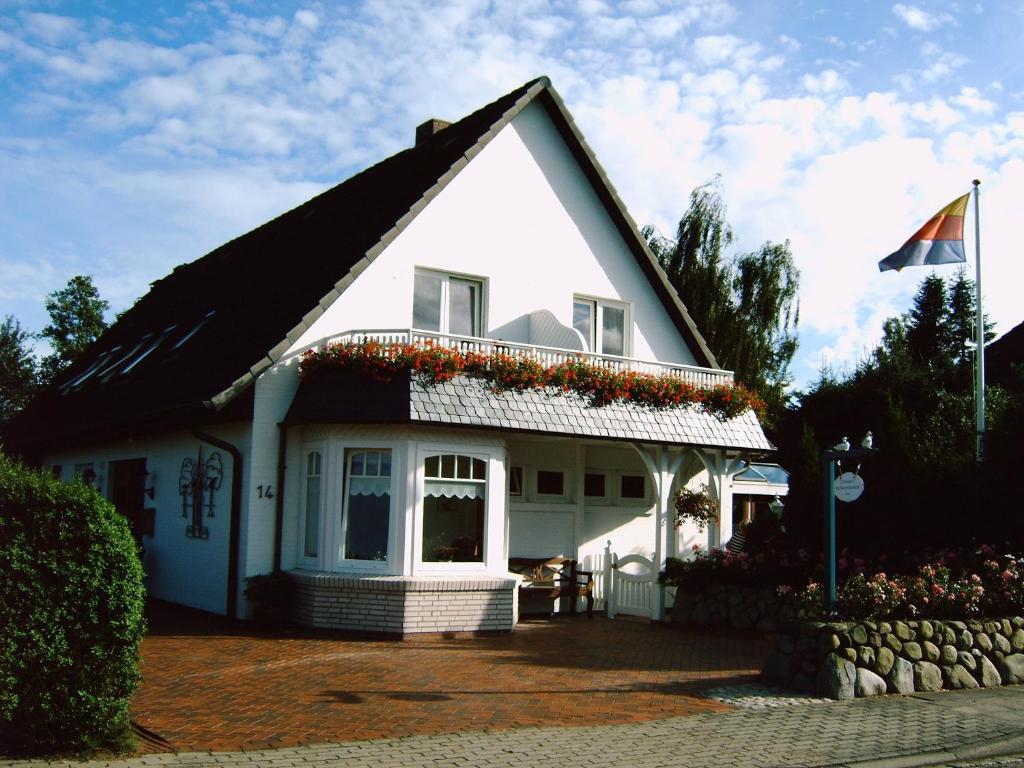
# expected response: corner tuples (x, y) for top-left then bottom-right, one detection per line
(763, 617), (1024, 699)
(288, 569), (518, 635)
(670, 584), (794, 634)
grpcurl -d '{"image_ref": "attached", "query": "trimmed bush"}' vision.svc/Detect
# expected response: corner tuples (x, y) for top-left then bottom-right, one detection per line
(0, 453), (145, 755)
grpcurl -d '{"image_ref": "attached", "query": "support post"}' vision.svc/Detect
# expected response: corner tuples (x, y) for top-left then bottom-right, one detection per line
(822, 454), (837, 618)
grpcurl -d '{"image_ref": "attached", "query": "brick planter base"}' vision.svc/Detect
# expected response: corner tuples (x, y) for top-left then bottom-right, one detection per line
(287, 569), (519, 635)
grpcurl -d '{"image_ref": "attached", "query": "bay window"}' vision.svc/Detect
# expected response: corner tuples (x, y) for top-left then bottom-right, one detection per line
(421, 453), (486, 563)
(302, 450), (322, 559)
(341, 449), (392, 562)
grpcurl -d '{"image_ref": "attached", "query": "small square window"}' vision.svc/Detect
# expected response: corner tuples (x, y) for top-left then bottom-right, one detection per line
(537, 470), (565, 496)
(620, 474), (646, 499)
(584, 472), (606, 498)
(509, 466), (524, 497)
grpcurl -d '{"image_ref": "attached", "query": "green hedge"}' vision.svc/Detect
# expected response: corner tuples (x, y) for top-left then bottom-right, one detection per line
(0, 453), (146, 755)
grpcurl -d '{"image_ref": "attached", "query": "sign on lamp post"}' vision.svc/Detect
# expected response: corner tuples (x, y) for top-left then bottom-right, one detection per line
(822, 436), (874, 618)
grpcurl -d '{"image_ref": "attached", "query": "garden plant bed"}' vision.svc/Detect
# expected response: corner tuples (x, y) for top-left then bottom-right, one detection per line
(762, 616), (1024, 699)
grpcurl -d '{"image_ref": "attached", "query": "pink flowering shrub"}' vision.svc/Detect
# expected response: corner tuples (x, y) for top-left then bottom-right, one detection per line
(664, 539), (1024, 621)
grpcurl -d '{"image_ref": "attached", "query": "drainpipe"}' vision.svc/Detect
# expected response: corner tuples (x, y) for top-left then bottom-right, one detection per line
(192, 429), (243, 619)
(273, 423), (288, 572)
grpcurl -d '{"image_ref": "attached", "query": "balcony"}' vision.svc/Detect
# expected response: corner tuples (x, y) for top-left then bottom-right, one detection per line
(321, 328), (733, 390)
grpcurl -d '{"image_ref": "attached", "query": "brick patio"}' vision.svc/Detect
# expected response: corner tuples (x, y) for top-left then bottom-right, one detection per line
(132, 601), (772, 753)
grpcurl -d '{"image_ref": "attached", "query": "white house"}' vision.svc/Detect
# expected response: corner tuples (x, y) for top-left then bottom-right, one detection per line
(9, 77), (774, 634)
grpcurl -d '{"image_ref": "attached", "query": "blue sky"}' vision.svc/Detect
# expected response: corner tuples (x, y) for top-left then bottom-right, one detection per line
(2, 0), (1022, 388)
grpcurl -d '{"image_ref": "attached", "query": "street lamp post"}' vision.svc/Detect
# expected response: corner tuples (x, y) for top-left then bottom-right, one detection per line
(822, 436), (874, 618)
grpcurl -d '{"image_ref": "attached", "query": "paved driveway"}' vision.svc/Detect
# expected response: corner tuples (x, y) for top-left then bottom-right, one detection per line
(133, 602), (772, 753)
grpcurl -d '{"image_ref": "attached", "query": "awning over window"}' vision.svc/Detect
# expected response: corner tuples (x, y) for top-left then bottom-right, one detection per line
(424, 480), (485, 499)
(349, 477), (391, 497)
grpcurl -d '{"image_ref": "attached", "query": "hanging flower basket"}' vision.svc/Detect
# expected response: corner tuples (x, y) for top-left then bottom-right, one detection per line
(300, 340), (765, 422)
(673, 484), (719, 531)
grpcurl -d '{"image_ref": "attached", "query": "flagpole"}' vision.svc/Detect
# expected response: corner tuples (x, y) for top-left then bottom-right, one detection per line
(972, 179), (985, 463)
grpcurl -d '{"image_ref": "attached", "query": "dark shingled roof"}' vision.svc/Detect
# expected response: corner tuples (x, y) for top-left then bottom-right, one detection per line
(286, 370), (774, 452)
(6, 76), (720, 453)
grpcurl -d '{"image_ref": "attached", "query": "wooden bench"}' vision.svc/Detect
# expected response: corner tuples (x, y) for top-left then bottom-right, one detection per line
(508, 557), (594, 619)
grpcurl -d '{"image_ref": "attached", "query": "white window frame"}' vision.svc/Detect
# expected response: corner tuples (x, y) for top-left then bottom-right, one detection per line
(572, 295), (632, 357)
(508, 465), (524, 499)
(299, 444), (325, 566)
(414, 443), (503, 574)
(336, 444), (397, 573)
(616, 471), (650, 505)
(413, 268), (486, 337)
(582, 469), (610, 504)
(533, 467), (571, 502)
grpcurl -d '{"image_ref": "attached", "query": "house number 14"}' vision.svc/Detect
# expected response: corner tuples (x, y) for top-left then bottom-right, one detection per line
(257, 484), (274, 499)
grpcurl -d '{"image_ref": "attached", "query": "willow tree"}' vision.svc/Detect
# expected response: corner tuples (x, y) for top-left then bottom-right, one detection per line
(646, 178), (800, 424)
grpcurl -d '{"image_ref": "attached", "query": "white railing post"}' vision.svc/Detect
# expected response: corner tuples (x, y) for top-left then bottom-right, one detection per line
(605, 540), (616, 619)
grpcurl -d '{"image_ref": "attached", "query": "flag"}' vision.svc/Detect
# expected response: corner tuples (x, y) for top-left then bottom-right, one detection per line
(878, 193), (969, 272)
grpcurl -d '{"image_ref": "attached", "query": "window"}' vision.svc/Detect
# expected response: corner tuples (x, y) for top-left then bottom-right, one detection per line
(173, 311), (215, 351)
(509, 465), (524, 497)
(573, 297), (629, 356)
(536, 470), (565, 496)
(74, 462), (96, 487)
(422, 453), (486, 562)
(620, 474), (646, 500)
(121, 326), (177, 375)
(413, 270), (483, 336)
(303, 451), (322, 559)
(584, 472), (607, 499)
(342, 449), (391, 561)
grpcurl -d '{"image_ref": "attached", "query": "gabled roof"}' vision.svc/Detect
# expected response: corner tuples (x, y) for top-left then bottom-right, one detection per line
(7, 77), (718, 451)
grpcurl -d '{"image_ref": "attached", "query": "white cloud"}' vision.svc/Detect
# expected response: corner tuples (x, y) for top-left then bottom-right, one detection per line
(891, 4), (955, 31)
(294, 10), (320, 29)
(952, 86), (996, 114)
(802, 69), (846, 94)
(20, 12), (82, 45)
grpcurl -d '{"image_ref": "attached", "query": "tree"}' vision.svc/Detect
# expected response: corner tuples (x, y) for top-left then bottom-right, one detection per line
(775, 270), (1018, 554)
(906, 273), (948, 371)
(39, 275), (109, 384)
(0, 316), (38, 424)
(646, 178), (800, 422)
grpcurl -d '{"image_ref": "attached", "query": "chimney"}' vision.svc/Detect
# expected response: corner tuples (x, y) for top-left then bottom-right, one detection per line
(415, 118), (451, 146)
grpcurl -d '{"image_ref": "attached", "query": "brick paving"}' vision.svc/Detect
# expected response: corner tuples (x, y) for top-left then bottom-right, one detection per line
(131, 601), (771, 753)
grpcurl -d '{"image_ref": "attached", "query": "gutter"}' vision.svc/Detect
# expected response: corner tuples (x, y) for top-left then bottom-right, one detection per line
(273, 423), (287, 572)
(192, 429), (243, 619)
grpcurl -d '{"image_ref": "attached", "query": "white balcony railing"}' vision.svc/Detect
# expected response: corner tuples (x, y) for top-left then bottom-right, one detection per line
(323, 328), (733, 390)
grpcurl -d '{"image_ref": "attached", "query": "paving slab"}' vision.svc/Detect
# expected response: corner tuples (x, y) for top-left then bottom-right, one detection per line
(4, 686), (1024, 768)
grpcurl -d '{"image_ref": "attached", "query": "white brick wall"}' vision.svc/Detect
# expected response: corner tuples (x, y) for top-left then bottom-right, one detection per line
(288, 569), (518, 634)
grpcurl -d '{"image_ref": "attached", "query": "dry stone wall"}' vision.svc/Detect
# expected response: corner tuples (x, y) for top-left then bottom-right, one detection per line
(763, 617), (1024, 699)
(670, 584), (794, 633)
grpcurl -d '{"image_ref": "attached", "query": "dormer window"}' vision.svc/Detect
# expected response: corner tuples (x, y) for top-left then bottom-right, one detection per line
(413, 269), (483, 337)
(573, 296), (630, 356)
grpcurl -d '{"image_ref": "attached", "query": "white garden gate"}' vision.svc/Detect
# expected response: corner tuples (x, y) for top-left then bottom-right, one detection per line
(605, 549), (660, 619)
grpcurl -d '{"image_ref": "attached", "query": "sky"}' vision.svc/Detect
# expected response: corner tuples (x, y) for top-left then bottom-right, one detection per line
(1, 0), (1022, 388)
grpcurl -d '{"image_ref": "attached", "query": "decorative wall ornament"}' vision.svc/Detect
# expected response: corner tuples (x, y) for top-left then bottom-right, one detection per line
(179, 448), (223, 539)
